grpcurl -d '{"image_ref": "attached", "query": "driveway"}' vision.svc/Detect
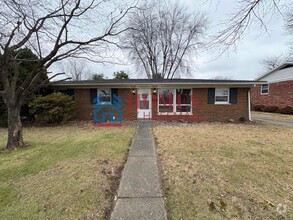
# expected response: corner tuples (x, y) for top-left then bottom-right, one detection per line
(252, 116), (293, 128)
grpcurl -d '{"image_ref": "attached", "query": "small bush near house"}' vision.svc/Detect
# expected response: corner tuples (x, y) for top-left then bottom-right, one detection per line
(254, 105), (265, 112)
(279, 106), (293, 114)
(263, 105), (279, 113)
(29, 93), (74, 124)
(254, 105), (293, 115)
(239, 117), (246, 122)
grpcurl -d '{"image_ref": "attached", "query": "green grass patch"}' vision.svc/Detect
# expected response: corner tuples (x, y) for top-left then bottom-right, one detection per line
(0, 125), (135, 219)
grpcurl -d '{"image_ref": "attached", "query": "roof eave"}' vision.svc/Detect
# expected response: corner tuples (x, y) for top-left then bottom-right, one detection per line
(50, 81), (266, 89)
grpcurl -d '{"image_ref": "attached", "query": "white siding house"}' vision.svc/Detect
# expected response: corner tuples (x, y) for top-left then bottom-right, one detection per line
(256, 63), (293, 83)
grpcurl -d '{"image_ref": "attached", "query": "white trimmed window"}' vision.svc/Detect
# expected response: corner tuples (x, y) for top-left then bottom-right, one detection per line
(98, 88), (111, 103)
(158, 89), (174, 113)
(158, 89), (192, 114)
(215, 88), (229, 104)
(176, 89), (191, 112)
(261, 84), (269, 95)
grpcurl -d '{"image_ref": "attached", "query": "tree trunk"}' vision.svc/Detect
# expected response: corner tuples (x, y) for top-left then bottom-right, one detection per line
(6, 104), (25, 150)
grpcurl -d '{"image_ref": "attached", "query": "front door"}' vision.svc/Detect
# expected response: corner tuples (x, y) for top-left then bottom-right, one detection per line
(137, 89), (152, 119)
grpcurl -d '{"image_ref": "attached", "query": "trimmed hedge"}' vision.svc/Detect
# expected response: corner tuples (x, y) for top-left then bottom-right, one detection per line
(279, 106), (293, 115)
(29, 93), (74, 124)
(254, 105), (266, 112)
(254, 105), (293, 115)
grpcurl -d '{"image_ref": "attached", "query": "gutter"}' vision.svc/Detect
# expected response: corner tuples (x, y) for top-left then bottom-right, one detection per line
(248, 90), (252, 121)
(50, 81), (266, 89)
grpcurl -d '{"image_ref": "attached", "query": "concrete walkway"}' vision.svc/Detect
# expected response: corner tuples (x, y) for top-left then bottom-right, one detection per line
(252, 116), (293, 128)
(110, 126), (167, 220)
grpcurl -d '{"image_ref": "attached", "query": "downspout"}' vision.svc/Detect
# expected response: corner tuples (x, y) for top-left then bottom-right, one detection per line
(248, 89), (252, 121)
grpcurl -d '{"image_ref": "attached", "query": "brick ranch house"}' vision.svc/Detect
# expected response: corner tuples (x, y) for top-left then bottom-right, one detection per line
(251, 62), (293, 109)
(51, 79), (262, 123)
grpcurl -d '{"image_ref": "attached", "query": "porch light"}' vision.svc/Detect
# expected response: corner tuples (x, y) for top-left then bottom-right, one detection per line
(153, 88), (157, 94)
(132, 89), (136, 95)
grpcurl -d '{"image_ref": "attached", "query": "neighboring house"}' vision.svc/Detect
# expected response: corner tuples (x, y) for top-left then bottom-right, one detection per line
(51, 79), (262, 123)
(251, 62), (293, 109)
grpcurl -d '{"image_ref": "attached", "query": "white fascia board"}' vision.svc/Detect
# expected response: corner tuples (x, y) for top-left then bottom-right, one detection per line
(51, 81), (266, 89)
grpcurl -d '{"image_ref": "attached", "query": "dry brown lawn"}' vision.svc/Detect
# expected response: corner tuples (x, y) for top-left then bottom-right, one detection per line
(252, 111), (293, 121)
(154, 123), (293, 219)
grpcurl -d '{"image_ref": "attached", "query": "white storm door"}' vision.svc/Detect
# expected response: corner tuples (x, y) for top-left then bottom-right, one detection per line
(137, 89), (152, 119)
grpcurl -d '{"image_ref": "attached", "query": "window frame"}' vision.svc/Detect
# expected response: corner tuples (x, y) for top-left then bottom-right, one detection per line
(214, 88), (230, 104)
(260, 84), (269, 95)
(157, 88), (192, 115)
(158, 88), (174, 113)
(97, 88), (112, 104)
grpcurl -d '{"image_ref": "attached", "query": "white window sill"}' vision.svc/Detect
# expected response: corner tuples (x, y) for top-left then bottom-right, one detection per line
(97, 102), (112, 105)
(158, 112), (193, 116)
(214, 102), (231, 105)
(260, 93), (269, 95)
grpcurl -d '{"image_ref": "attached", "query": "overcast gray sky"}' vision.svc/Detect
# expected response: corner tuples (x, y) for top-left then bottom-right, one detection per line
(185, 0), (292, 80)
(52, 0), (292, 80)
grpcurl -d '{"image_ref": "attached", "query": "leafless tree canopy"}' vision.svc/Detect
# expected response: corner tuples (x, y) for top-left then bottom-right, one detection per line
(0, 0), (136, 149)
(0, 0), (136, 96)
(212, 0), (291, 50)
(123, 0), (207, 79)
(62, 59), (91, 81)
(213, 75), (233, 80)
(260, 55), (292, 71)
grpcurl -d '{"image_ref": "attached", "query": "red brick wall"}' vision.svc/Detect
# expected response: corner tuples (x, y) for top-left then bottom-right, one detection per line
(74, 88), (137, 121)
(74, 88), (250, 122)
(251, 80), (293, 109)
(119, 88), (137, 121)
(74, 89), (93, 120)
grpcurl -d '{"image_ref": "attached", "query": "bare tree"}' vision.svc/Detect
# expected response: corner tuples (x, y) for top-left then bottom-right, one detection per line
(0, 0), (136, 150)
(62, 59), (91, 81)
(286, 10), (293, 54)
(260, 55), (292, 71)
(211, 0), (290, 49)
(213, 75), (233, 80)
(123, 0), (207, 79)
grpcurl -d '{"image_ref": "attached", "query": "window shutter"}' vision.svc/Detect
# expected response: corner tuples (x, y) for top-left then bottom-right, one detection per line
(208, 88), (215, 104)
(67, 89), (75, 96)
(90, 89), (97, 104)
(111, 88), (118, 104)
(229, 88), (237, 104)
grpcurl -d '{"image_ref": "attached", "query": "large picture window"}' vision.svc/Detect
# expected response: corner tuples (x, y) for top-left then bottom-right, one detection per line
(98, 88), (111, 103)
(158, 89), (192, 114)
(215, 88), (229, 104)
